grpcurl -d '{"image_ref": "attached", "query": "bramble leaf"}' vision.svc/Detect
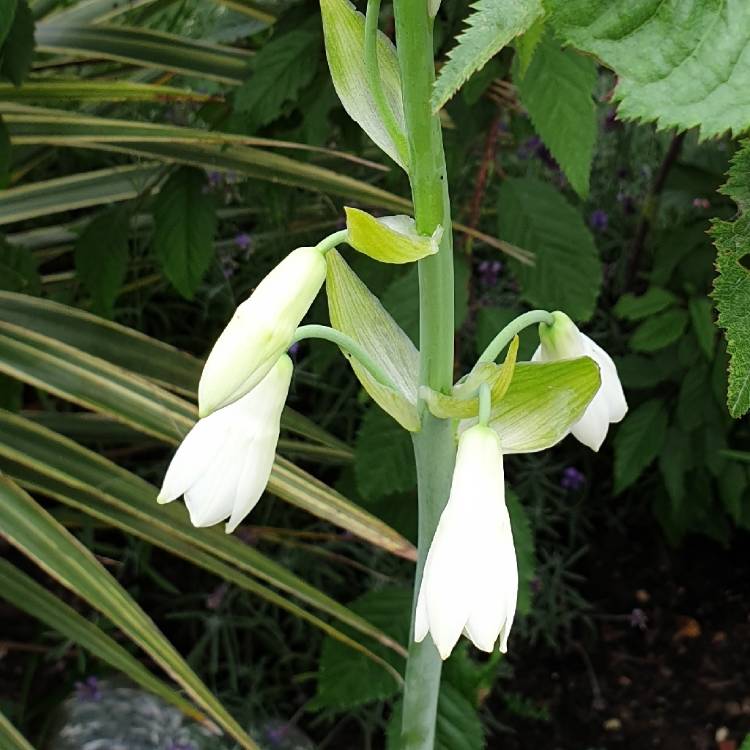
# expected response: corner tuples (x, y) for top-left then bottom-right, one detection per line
(152, 167), (217, 300)
(514, 30), (597, 198)
(547, 0), (750, 138)
(498, 178), (601, 321)
(432, 0), (543, 111)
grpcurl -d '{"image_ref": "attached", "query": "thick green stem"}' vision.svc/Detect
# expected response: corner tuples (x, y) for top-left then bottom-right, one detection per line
(313, 229), (349, 255)
(393, 2), (456, 748)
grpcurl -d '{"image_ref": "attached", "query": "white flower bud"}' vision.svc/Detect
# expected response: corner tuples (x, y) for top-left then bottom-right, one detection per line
(159, 355), (293, 533)
(532, 311), (627, 451)
(415, 424), (518, 660)
(198, 247), (326, 416)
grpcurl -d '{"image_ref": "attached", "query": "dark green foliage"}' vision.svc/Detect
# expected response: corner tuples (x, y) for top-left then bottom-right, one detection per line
(0, 0), (33, 86)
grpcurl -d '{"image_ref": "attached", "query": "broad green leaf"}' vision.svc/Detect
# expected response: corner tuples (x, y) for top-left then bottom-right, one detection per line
(326, 249), (421, 431)
(431, 0), (544, 111)
(712, 142), (750, 417)
(312, 588), (410, 710)
(355, 406), (416, 502)
(547, 0), (750, 138)
(0, 708), (34, 750)
(613, 286), (677, 321)
(235, 30), (320, 130)
(1, 0), (34, 86)
(0, 560), (205, 723)
(614, 399), (668, 493)
(74, 208), (129, 317)
(345, 207), (440, 264)
(320, 0), (408, 168)
(506, 490), (535, 616)
(688, 296), (716, 360)
(658, 428), (692, 506)
(0, 238), (39, 293)
(629, 308), (688, 352)
(0, 79), (214, 102)
(472, 358), (601, 453)
(514, 16), (545, 78)
(152, 167), (217, 299)
(0, 0), (17, 49)
(427, 336), (519, 419)
(0, 475), (259, 750)
(35, 23), (251, 84)
(0, 322), (413, 558)
(0, 409), (408, 653)
(514, 30), (597, 198)
(498, 178), (601, 321)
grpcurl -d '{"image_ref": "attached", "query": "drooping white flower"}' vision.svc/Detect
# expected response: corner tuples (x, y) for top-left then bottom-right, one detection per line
(415, 424), (518, 660)
(198, 246), (326, 417)
(159, 355), (293, 533)
(532, 311), (627, 451)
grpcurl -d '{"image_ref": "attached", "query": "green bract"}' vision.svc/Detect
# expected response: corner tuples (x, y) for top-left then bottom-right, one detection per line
(319, 0), (408, 169)
(345, 207), (440, 264)
(325, 250), (420, 431)
(423, 336), (519, 419)
(461, 357), (601, 453)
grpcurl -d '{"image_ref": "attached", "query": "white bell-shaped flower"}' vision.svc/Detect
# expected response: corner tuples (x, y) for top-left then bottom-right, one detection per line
(532, 311), (627, 452)
(198, 246), (326, 416)
(415, 424), (518, 660)
(159, 355), (293, 533)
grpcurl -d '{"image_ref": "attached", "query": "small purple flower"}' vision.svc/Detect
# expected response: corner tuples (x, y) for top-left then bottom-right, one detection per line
(265, 723), (291, 744)
(478, 260), (502, 288)
(603, 109), (620, 131)
(629, 608), (648, 630)
(234, 232), (252, 251)
(206, 171), (222, 188)
(589, 209), (609, 232)
(288, 341), (300, 358)
(75, 676), (102, 702)
(561, 466), (585, 492)
(692, 197), (711, 210)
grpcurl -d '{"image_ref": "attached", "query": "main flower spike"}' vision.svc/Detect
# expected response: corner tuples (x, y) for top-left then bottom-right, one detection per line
(532, 311), (627, 451)
(415, 424), (518, 660)
(199, 246), (326, 417)
(159, 355), (293, 533)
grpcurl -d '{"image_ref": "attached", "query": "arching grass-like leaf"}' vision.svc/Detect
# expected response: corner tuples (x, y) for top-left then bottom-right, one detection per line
(0, 708), (35, 750)
(0, 475), (260, 750)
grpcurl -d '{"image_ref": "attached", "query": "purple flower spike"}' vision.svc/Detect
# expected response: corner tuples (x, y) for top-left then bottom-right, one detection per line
(561, 466), (585, 492)
(478, 259), (502, 287)
(234, 232), (252, 251)
(75, 676), (102, 702)
(589, 209), (609, 232)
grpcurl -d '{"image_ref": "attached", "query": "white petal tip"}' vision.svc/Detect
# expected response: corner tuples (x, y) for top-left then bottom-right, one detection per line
(156, 491), (175, 504)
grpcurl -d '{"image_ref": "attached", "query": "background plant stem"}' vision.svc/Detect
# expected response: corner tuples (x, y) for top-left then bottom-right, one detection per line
(392, 2), (456, 748)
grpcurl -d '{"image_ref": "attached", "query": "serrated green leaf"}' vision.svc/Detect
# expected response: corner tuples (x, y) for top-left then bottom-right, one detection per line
(614, 399), (668, 493)
(514, 15), (545, 79)
(312, 588), (409, 711)
(688, 296), (716, 360)
(464, 358), (601, 454)
(326, 249), (421, 431)
(432, 0), (543, 111)
(514, 30), (597, 198)
(235, 30), (320, 130)
(506, 490), (535, 616)
(74, 208), (129, 318)
(345, 207), (440, 264)
(152, 167), (217, 299)
(355, 405), (416, 501)
(0, 237), (39, 294)
(629, 308), (689, 352)
(498, 178), (601, 321)
(0, 0), (34, 87)
(320, 0), (407, 168)
(547, 0), (750, 139)
(613, 286), (678, 321)
(712, 142), (750, 418)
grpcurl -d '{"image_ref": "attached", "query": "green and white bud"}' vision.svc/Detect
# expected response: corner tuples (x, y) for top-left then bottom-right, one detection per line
(533, 311), (627, 451)
(198, 247), (326, 417)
